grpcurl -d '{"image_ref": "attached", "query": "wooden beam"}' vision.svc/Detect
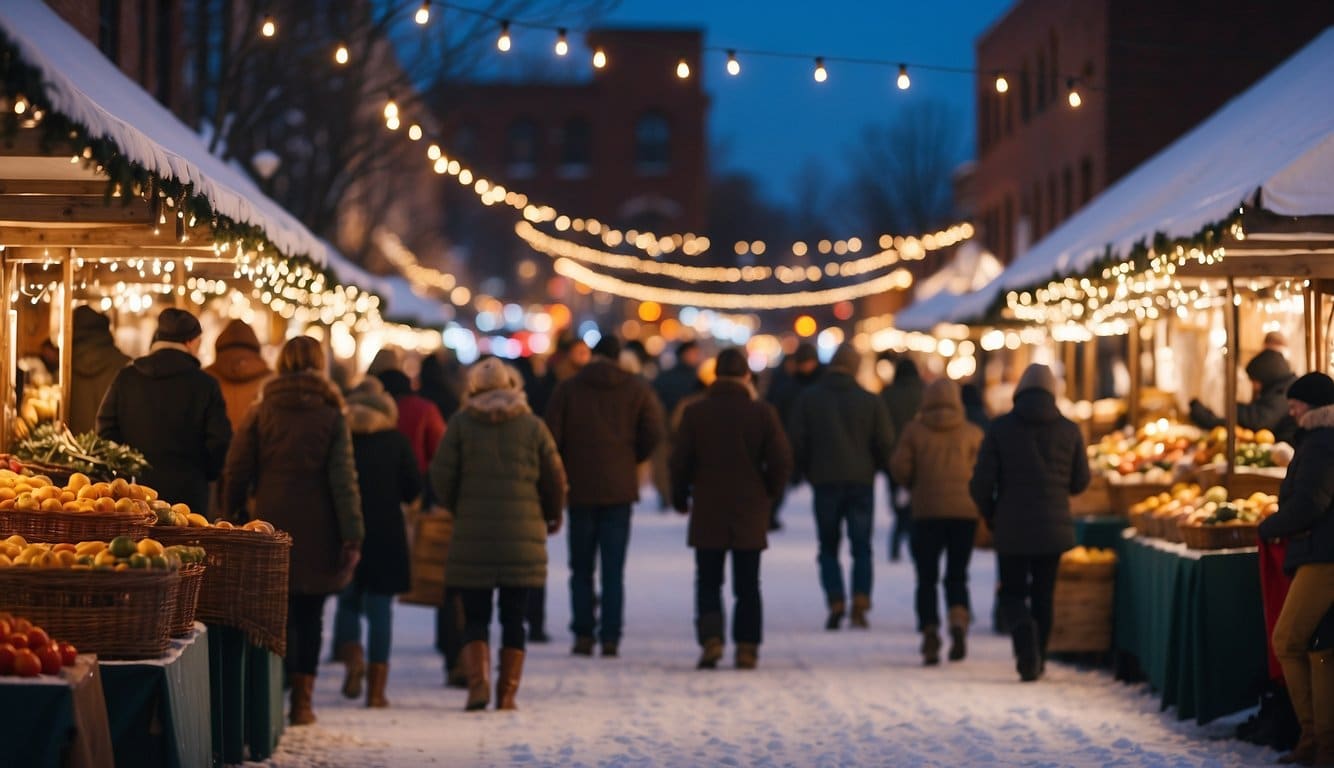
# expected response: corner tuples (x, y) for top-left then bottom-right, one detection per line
(1243, 209), (1334, 237)
(6, 247), (226, 263)
(0, 179), (115, 196)
(0, 225), (215, 248)
(0, 195), (153, 225)
(0, 130), (73, 157)
(1177, 252), (1334, 279)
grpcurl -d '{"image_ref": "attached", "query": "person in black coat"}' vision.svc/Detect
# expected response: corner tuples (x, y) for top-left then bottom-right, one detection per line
(331, 377), (421, 708)
(960, 383), (990, 431)
(96, 308), (231, 516)
(881, 357), (926, 561)
(970, 363), (1090, 682)
(1259, 372), (1334, 765)
(1189, 348), (1298, 444)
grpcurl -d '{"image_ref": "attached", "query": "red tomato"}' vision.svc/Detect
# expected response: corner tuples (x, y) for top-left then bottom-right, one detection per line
(12, 649), (41, 677)
(37, 645), (62, 675)
(7, 633), (28, 650)
(0, 618), (11, 642)
(11, 618), (31, 635)
(58, 642), (77, 667)
(0, 644), (16, 675)
(25, 627), (49, 651)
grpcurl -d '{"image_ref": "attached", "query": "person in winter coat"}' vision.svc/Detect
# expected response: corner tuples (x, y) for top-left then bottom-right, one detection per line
(204, 318), (271, 431)
(97, 308), (231, 516)
(671, 348), (792, 670)
(891, 379), (985, 665)
(331, 377), (421, 709)
(545, 335), (664, 657)
(221, 336), (364, 725)
(764, 343), (822, 531)
(789, 342), (895, 631)
(431, 358), (566, 711)
(419, 350), (462, 422)
(881, 357), (925, 561)
(960, 383), (991, 431)
(68, 305), (129, 434)
(1190, 348), (1299, 444)
(374, 367), (446, 480)
(651, 340), (704, 511)
(969, 363), (1089, 682)
(1259, 372), (1334, 766)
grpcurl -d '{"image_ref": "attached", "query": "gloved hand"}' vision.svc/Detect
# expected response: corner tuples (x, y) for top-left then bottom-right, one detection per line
(335, 542), (361, 589)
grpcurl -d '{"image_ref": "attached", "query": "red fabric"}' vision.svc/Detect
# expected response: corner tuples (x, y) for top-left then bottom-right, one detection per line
(1260, 539), (1293, 681)
(396, 394), (446, 475)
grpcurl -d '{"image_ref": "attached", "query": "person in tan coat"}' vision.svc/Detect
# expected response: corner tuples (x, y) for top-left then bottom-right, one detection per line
(890, 378), (984, 666)
(205, 319), (271, 430)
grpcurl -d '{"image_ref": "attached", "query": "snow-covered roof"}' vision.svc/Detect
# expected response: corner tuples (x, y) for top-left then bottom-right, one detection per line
(893, 242), (1002, 332)
(894, 289), (967, 333)
(956, 26), (1334, 323)
(0, 0), (327, 263)
(379, 276), (452, 328)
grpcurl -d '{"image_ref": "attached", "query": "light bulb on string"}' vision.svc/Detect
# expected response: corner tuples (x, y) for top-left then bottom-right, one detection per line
(813, 57), (827, 83)
(726, 50), (740, 76)
(334, 43), (349, 65)
(676, 59), (691, 79)
(383, 95), (398, 120)
(1067, 79), (1082, 108)
(414, 0), (430, 25)
(260, 14), (276, 38)
(994, 72), (1009, 93)
(408, 124), (423, 141)
(592, 47), (607, 69)
(554, 28), (569, 57)
(497, 21), (511, 52)
(896, 63), (910, 90)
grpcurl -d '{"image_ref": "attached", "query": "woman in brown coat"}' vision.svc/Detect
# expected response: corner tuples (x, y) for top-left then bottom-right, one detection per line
(670, 348), (792, 670)
(222, 336), (364, 725)
(205, 318), (271, 430)
(891, 378), (984, 665)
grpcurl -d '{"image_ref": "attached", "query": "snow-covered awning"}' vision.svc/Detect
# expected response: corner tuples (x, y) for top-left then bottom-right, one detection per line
(379, 276), (452, 329)
(957, 25), (1334, 323)
(0, 0), (327, 263)
(895, 242), (1003, 331)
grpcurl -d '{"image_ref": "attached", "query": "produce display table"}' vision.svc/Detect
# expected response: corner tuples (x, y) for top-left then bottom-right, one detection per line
(99, 624), (211, 768)
(0, 654), (113, 768)
(208, 625), (285, 764)
(1114, 531), (1266, 723)
(1074, 516), (1130, 549)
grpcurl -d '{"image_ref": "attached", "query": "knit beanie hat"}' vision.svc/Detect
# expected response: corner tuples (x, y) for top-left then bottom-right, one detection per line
(828, 342), (862, 375)
(592, 335), (622, 361)
(467, 357), (520, 395)
(152, 308), (202, 344)
(1016, 363), (1058, 397)
(1245, 349), (1293, 388)
(1287, 372), (1334, 409)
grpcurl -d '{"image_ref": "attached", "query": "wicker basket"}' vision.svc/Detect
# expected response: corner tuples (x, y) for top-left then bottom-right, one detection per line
(15, 461), (74, 486)
(1179, 522), (1260, 550)
(1106, 480), (1174, 517)
(0, 568), (175, 659)
(0, 509), (154, 544)
(1193, 465), (1284, 499)
(1048, 576), (1114, 653)
(152, 527), (292, 655)
(167, 563), (206, 637)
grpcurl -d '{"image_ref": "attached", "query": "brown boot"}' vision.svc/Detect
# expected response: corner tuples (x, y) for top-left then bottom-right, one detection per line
(461, 641), (491, 711)
(366, 662), (390, 708)
(1311, 650), (1334, 766)
(948, 606), (970, 662)
(496, 648), (525, 710)
(289, 674), (317, 725)
(850, 594), (871, 629)
(825, 599), (846, 631)
(697, 638), (724, 670)
(1284, 649), (1319, 765)
(339, 642), (364, 700)
(736, 643), (759, 670)
(921, 626), (942, 666)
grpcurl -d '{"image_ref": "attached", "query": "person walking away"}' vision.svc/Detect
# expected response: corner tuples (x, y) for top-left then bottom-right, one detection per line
(204, 318), (272, 431)
(766, 343), (823, 530)
(1259, 372), (1334, 765)
(431, 359), (566, 710)
(419, 350), (462, 422)
(881, 357), (925, 561)
(546, 335), (664, 657)
(652, 341), (704, 510)
(1190, 348), (1299, 444)
(960, 383), (990, 430)
(969, 363), (1089, 682)
(68, 305), (129, 435)
(331, 377), (420, 707)
(221, 336), (363, 725)
(97, 308), (231, 516)
(671, 348), (792, 670)
(891, 379), (984, 665)
(789, 342), (894, 630)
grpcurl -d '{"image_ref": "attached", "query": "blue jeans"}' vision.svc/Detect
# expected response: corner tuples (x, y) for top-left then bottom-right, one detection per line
(813, 483), (874, 603)
(568, 504), (632, 644)
(332, 584), (395, 663)
(695, 549), (763, 645)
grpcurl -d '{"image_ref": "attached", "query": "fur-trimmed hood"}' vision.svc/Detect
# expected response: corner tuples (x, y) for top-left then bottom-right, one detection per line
(465, 387), (531, 423)
(346, 378), (398, 434)
(262, 370), (343, 411)
(1301, 404), (1334, 430)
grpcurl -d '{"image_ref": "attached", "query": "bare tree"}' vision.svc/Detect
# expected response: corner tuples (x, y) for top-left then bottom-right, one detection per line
(843, 100), (962, 235)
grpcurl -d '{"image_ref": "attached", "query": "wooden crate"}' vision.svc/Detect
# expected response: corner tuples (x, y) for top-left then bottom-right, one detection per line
(399, 513), (452, 607)
(1047, 577), (1114, 653)
(1106, 481), (1173, 517)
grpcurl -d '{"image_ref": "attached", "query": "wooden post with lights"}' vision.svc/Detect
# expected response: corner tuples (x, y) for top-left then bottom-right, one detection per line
(1224, 277), (1239, 494)
(58, 248), (74, 427)
(1127, 318), (1141, 429)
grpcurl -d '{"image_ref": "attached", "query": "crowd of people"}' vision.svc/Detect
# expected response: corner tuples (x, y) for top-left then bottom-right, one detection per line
(50, 305), (1334, 764)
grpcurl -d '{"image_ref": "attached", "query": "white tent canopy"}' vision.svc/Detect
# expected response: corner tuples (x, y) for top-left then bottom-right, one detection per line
(0, 0), (328, 262)
(894, 241), (1002, 332)
(954, 26), (1334, 323)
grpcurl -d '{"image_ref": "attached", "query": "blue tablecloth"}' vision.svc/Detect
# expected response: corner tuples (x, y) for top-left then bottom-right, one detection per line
(100, 624), (212, 768)
(0, 655), (113, 768)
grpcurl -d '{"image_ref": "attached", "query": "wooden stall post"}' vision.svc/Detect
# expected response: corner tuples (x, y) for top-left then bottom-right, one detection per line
(58, 249), (74, 427)
(0, 253), (10, 450)
(1224, 277), (1239, 492)
(1128, 319), (1142, 428)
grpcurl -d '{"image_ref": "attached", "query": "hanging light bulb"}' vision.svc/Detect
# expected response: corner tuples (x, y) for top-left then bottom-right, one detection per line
(260, 14), (276, 38)
(383, 95), (398, 120)
(386, 115), (400, 130)
(813, 57), (827, 83)
(726, 50), (740, 76)
(592, 47), (607, 69)
(497, 21), (512, 52)
(414, 0), (430, 25)
(896, 63), (910, 90)
(1067, 78), (1082, 108)
(333, 43), (349, 65)
(676, 58), (691, 79)
(408, 124), (423, 141)
(994, 72), (1009, 93)
(555, 28), (569, 56)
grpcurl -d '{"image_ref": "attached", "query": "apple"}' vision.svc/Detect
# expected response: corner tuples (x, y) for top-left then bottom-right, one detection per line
(11, 618), (31, 635)
(58, 642), (77, 667)
(0, 643), (16, 674)
(12, 649), (41, 677)
(0, 617), (11, 642)
(26, 627), (49, 651)
(8, 633), (29, 650)
(37, 645), (62, 675)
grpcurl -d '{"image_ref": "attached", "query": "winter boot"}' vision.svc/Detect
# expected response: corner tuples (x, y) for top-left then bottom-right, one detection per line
(850, 594), (871, 629)
(496, 648), (525, 710)
(366, 662), (390, 708)
(446, 660), (468, 689)
(461, 641), (491, 711)
(288, 674), (317, 726)
(736, 643), (759, 670)
(948, 606), (970, 662)
(921, 626), (942, 666)
(697, 638), (724, 670)
(339, 642), (365, 700)
(1011, 619), (1041, 682)
(571, 636), (595, 656)
(1311, 649), (1334, 766)
(601, 641), (619, 658)
(825, 599), (846, 631)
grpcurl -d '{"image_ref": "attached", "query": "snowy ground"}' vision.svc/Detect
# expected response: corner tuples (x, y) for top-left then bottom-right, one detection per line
(249, 486), (1275, 768)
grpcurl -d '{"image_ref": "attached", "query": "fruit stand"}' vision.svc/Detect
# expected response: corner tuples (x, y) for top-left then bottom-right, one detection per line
(0, 652), (113, 768)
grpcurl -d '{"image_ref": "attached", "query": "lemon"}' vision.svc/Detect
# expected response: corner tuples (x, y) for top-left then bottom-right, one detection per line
(136, 539), (164, 557)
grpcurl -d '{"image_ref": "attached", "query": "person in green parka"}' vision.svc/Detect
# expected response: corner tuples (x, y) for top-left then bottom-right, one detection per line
(431, 357), (566, 711)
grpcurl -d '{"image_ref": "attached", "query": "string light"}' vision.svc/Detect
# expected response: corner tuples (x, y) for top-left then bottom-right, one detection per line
(334, 43), (349, 65)
(260, 14), (276, 38)
(897, 64), (911, 90)
(726, 50), (740, 76)
(676, 58), (691, 79)
(555, 28), (569, 57)
(497, 21), (511, 52)
(407, 124), (423, 141)
(1067, 79), (1082, 108)
(994, 72), (1009, 93)
(414, 0), (430, 25)
(383, 95), (398, 120)
(592, 47), (607, 69)
(813, 57), (828, 83)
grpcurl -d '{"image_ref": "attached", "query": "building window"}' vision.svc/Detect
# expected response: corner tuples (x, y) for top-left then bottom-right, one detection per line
(634, 111), (671, 174)
(1080, 156), (1094, 204)
(506, 118), (540, 177)
(98, 0), (121, 63)
(559, 117), (592, 177)
(155, 0), (174, 105)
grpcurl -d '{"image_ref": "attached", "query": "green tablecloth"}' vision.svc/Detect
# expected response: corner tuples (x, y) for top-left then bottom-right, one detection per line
(0, 655), (113, 768)
(1114, 532), (1267, 723)
(208, 624), (284, 764)
(99, 624), (212, 768)
(1074, 516), (1129, 549)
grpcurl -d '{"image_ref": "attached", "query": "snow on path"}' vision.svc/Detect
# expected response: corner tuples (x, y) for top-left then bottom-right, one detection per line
(249, 487), (1273, 767)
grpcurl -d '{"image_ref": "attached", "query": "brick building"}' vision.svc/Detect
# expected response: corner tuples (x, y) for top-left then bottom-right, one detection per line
(43, 0), (184, 111)
(971, 0), (1334, 266)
